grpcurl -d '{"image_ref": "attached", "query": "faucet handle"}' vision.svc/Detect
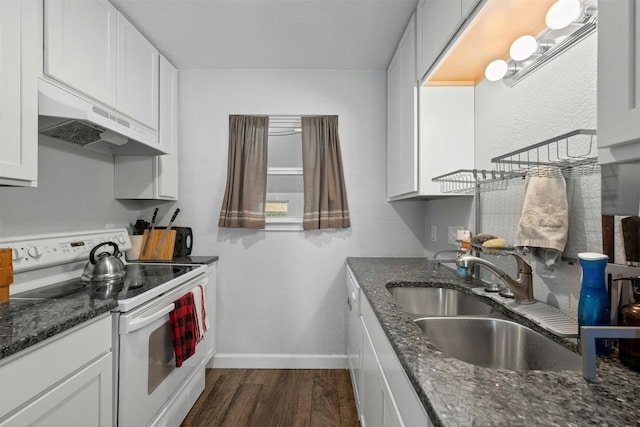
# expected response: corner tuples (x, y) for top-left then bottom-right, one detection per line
(507, 252), (533, 274)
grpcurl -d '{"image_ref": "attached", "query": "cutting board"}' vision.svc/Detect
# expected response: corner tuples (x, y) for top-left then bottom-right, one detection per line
(138, 230), (176, 261)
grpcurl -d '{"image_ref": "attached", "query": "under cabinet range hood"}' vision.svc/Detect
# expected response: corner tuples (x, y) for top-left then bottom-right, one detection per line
(38, 79), (166, 156)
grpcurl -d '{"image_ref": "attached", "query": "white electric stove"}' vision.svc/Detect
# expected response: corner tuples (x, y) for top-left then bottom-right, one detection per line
(2, 229), (208, 427)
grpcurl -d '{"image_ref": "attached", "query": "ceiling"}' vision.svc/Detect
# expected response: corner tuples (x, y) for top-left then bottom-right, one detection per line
(110, 0), (418, 70)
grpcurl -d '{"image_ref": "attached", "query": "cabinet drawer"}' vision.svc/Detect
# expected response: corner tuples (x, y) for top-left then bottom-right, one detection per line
(0, 315), (112, 417)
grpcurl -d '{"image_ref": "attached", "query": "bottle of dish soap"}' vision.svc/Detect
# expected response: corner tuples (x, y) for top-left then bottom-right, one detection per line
(577, 252), (611, 355)
(619, 277), (640, 371)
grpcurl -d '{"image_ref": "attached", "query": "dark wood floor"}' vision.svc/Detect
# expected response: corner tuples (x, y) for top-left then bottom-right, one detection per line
(181, 369), (360, 427)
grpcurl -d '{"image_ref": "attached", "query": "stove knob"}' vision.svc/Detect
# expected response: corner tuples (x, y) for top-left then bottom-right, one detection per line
(12, 248), (24, 261)
(27, 246), (42, 259)
(116, 235), (126, 245)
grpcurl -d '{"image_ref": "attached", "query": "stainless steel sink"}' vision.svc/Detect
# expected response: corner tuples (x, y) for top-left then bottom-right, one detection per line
(415, 317), (581, 371)
(387, 286), (497, 318)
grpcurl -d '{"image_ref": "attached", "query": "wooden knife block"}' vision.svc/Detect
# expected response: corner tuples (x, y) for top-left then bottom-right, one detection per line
(0, 248), (13, 304)
(138, 230), (176, 261)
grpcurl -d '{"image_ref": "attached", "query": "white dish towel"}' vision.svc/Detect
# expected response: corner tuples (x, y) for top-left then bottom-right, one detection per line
(515, 169), (569, 268)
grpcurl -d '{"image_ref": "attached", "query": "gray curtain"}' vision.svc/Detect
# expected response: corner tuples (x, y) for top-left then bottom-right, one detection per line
(301, 116), (350, 230)
(218, 115), (269, 229)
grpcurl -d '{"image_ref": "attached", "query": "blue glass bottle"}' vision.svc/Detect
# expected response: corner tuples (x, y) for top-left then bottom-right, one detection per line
(577, 252), (611, 355)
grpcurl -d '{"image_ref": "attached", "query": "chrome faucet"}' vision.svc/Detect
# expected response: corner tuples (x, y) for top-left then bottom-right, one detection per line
(432, 249), (460, 262)
(456, 252), (535, 304)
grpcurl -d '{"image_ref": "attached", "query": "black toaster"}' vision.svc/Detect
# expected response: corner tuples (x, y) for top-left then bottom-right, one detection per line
(172, 227), (193, 257)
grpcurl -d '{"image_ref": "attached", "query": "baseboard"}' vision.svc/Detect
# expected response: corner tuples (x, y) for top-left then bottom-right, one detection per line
(210, 353), (349, 369)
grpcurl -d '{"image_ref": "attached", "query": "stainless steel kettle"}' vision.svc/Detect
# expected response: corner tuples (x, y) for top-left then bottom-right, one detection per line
(81, 242), (126, 281)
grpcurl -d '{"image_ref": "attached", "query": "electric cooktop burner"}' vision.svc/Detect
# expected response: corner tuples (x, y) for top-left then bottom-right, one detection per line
(14, 264), (198, 301)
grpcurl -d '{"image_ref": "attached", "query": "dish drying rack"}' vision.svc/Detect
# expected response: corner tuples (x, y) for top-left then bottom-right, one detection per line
(433, 129), (598, 194)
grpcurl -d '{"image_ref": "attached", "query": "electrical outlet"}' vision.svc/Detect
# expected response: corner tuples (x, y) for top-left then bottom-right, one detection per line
(431, 225), (437, 242)
(448, 226), (463, 245)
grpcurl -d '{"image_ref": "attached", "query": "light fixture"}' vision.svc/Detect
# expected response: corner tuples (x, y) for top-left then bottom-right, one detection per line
(483, 0), (596, 86)
(485, 59), (508, 81)
(545, 0), (582, 30)
(510, 35), (538, 61)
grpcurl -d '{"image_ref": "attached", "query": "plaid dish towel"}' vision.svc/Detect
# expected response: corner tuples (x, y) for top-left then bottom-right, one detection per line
(169, 292), (201, 367)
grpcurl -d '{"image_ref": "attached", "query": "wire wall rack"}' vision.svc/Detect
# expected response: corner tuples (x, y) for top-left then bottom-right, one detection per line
(432, 129), (598, 194)
(431, 169), (512, 194)
(491, 129), (598, 178)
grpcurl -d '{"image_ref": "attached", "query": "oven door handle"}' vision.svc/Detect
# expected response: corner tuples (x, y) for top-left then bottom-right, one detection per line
(122, 303), (176, 334)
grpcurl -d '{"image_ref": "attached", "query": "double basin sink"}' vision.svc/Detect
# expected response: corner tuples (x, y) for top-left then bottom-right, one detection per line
(387, 286), (581, 372)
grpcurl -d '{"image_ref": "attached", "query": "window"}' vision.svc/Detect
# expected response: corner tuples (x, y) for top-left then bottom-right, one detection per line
(218, 115), (350, 231)
(265, 118), (303, 231)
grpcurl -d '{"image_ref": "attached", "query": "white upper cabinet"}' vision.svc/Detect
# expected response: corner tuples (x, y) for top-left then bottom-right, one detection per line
(597, 0), (640, 162)
(157, 55), (178, 199)
(44, 0), (159, 131)
(0, 0), (40, 187)
(418, 86), (474, 196)
(387, 14), (418, 199)
(114, 55), (178, 200)
(416, 0), (481, 81)
(116, 12), (159, 130)
(44, 0), (118, 107)
(416, 0), (461, 80)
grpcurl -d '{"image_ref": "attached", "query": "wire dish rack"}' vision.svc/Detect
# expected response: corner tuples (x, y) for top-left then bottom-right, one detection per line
(431, 169), (512, 194)
(432, 129), (598, 194)
(491, 129), (598, 178)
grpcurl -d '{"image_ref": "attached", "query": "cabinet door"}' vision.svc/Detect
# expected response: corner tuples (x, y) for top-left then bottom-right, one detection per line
(204, 262), (217, 365)
(387, 51), (403, 198)
(346, 270), (362, 412)
(157, 56), (179, 199)
(461, 0), (479, 18)
(418, 86), (474, 196)
(597, 0), (640, 150)
(360, 319), (382, 427)
(117, 12), (159, 130)
(0, 354), (112, 427)
(0, 0), (39, 187)
(416, 0), (462, 80)
(387, 14), (417, 199)
(381, 375), (403, 427)
(44, 0), (117, 107)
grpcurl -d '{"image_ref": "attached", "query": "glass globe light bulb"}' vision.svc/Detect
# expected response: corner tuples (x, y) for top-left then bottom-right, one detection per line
(546, 0), (582, 30)
(485, 59), (508, 81)
(510, 35), (538, 61)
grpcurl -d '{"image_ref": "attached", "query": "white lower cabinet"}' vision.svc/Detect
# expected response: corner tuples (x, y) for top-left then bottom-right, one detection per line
(346, 267), (432, 427)
(205, 261), (218, 366)
(0, 315), (113, 427)
(346, 268), (362, 414)
(361, 319), (404, 427)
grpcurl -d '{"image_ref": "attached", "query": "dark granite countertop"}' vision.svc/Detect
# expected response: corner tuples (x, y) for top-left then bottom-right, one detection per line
(0, 296), (117, 361)
(347, 257), (640, 426)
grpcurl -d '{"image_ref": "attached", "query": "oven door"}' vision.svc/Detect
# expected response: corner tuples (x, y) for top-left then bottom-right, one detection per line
(117, 274), (207, 427)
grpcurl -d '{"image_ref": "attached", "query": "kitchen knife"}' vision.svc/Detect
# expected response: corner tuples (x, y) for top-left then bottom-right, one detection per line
(151, 208), (180, 259)
(141, 208), (159, 257)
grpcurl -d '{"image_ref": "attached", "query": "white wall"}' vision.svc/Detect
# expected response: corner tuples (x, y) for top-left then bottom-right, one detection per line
(178, 69), (426, 367)
(0, 138), (142, 238)
(425, 35), (599, 320)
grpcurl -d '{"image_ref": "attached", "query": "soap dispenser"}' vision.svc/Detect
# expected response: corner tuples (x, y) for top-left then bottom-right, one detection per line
(619, 277), (640, 371)
(577, 252), (611, 355)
